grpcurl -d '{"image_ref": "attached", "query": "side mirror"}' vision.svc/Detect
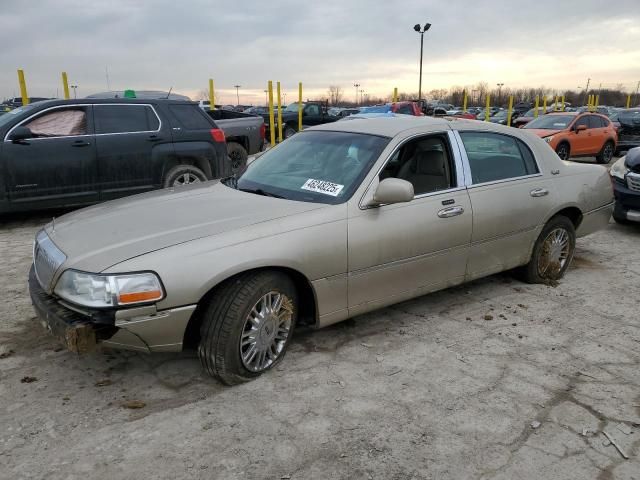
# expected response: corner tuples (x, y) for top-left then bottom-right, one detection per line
(9, 126), (34, 142)
(575, 124), (587, 133)
(369, 178), (414, 206)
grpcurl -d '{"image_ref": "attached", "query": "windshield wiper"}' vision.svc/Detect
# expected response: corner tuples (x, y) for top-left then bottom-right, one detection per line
(239, 188), (285, 199)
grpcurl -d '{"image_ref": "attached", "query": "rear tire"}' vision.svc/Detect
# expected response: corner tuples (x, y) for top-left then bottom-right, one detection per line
(198, 271), (298, 385)
(520, 216), (576, 284)
(555, 142), (570, 160)
(596, 141), (614, 164)
(163, 164), (207, 188)
(227, 142), (248, 173)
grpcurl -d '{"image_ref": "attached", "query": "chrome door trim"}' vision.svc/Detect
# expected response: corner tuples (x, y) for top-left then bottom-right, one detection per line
(4, 103), (162, 142)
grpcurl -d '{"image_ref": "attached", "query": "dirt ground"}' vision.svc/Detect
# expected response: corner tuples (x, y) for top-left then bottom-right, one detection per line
(1, 204), (639, 479)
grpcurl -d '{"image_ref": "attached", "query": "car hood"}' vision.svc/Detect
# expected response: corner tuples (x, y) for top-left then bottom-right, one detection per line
(45, 181), (326, 273)
(524, 128), (561, 138)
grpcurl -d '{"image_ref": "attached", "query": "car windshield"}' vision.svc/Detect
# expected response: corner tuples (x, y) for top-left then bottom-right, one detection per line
(618, 109), (640, 124)
(524, 115), (574, 129)
(359, 105), (391, 113)
(284, 103), (302, 112)
(492, 111), (508, 118)
(523, 108), (546, 117)
(235, 130), (389, 204)
(0, 104), (35, 128)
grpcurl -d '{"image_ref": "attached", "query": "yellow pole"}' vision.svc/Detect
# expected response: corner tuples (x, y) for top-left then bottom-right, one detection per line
(17, 69), (28, 106)
(484, 93), (490, 121)
(506, 95), (513, 127)
(561, 95), (565, 111)
(542, 95), (547, 114)
(462, 90), (468, 113)
(534, 95), (539, 118)
(208, 79), (215, 110)
(595, 95), (600, 109)
(554, 95), (559, 111)
(627, 94), (631, 109)
(393, 87), (398, 103)
(277, 81), (283, 143)
(589, 95), (593, 111)
(298, 82), (303, 132)
(61, 72), (70, 100)
(268, 81), (275, 147)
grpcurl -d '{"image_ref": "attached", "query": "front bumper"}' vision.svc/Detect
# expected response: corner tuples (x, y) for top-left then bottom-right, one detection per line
(28, 266), (196, 353)
(612, 178), (640, 222)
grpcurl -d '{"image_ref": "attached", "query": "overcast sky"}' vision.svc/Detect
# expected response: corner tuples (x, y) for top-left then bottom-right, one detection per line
(2, 0), (639, 104)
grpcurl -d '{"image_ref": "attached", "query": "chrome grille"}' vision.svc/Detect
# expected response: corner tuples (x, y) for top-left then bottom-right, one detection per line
(33, 230), (66, 291)
(627, 172), (640, 192)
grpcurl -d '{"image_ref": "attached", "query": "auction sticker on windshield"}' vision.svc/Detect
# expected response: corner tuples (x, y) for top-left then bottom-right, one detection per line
(301, 179), (344, 197)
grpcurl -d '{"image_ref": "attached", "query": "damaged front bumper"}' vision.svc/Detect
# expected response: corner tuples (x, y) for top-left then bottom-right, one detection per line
(28, 266), (195, 353)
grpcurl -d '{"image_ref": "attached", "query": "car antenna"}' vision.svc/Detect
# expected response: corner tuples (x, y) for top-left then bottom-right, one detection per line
(165, 87), (173, 99)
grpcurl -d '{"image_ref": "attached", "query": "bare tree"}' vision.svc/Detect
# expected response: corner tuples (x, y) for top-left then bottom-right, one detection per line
(195, 89), (209, 101)
(328, 85), (344, 106)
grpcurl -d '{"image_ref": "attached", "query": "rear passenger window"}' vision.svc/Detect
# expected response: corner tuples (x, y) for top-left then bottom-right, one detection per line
(169, 104), (212, 129)
(460, 132), (539, 184)
(94, 105), (158, 134)
(588, 115), (604, 128)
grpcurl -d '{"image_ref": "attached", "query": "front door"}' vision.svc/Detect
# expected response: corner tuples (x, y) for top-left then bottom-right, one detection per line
(93, 104), (162, 200)
(569, 115), (592, 155)
(4, 105), (98, 208)
(302, 104), (324, 126)
(348, 133), (472, 315)
(456, 130), (556, 279)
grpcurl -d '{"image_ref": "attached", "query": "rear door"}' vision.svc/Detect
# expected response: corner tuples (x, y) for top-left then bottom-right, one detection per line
(456, 130), (556, 279)
(587, 115), (607, 153)
(94, 104), (163, 200)
(3, 105), (98, 207)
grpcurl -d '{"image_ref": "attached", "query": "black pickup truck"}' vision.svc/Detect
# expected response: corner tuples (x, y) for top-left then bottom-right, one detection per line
(261, 101), (338, 139)
(0, 99), (230, 214)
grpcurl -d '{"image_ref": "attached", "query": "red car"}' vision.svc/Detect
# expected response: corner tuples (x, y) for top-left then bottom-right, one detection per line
(358, 102), (424, 116)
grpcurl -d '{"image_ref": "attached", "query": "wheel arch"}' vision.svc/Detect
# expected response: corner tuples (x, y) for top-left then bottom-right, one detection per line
(163, 155), (213, 180)
(182, 266), (318, 350)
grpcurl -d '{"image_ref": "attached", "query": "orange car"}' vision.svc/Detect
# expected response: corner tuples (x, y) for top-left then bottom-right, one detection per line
(523, 112), (617, 164)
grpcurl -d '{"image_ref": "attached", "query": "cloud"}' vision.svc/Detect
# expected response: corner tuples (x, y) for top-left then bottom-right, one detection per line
(1, 0), (638, 103)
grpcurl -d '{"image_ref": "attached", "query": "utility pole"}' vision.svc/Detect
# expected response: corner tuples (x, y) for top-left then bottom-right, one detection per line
(234, 85), (241, 105)
(497, 83), (504, 105)
(353, 83), (361, 106)
(360, 89), (365, 105)
(70, 85), (78, 99)
(583, 78), (591, 105)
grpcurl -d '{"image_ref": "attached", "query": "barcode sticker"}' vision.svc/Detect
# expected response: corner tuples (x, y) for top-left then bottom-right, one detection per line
(301, 179), (344, 197)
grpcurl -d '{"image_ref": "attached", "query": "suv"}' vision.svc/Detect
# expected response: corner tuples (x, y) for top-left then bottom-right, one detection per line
(610, 147), (640, 224)
(523, 112), (617, 163)
(0, 99), (230, 213)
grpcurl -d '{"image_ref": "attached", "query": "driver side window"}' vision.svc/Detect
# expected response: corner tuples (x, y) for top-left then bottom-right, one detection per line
(305, 105), (320, 116)
(23, 107), (88, 138)
(379, 135), (455, 196)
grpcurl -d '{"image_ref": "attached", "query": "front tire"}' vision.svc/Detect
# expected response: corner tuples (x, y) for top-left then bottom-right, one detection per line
(556, 142), (570, 160)
(520, 216), (576, 284)
(284, 125), (296, 139)
(198, 271), (298, 385)
(163, 164), (207, 188)
(596, 141), (614, 164)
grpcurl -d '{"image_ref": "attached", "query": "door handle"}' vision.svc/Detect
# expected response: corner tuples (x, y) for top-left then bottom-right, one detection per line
(530, 188), (549, 197)
(147, 135), (163, 142)
(437, 206), (464, 218)
(71, 140), (91, 147)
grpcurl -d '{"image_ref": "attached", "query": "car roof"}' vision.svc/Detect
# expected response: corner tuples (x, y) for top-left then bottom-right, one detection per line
(24, 98), (196, 108)
(308, 115), (452, 137)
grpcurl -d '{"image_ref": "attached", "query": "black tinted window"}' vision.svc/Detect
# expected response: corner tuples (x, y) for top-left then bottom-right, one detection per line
(574, 116), (589, 129)
(94, 105), (157, 134)
(460, 132), (539, 184)
(587, 116), (601, 128)
(396, 105), (413, 115)
(169, 104), (212, 129)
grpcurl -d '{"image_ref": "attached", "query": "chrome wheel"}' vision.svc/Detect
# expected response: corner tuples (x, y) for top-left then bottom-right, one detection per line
(173, 172), (201, 186)
(603, 143), (613, 163)
(556, 144), (569, 160)
(240, 291), (293, 372)
(537, 228), (571, 277)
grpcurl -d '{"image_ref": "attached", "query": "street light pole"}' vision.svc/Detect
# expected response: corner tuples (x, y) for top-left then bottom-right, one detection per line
(353, 83), (361, 106)
(264, 90), (268, 106)
(70, 85), (78, 99)
(496, 83), (504, 105)
(360, 89), (365, 105)
(234, 85), (241, 105)
(413, 22), (431, 104)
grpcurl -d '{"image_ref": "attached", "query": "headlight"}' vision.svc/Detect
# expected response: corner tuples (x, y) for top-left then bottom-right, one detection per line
(544, 136), (554, 143)
(610, 157), (629, 180)
(54, 270), (164, 308)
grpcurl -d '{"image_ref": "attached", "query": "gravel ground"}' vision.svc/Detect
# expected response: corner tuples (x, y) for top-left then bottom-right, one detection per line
(1, 173), (639, 480)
